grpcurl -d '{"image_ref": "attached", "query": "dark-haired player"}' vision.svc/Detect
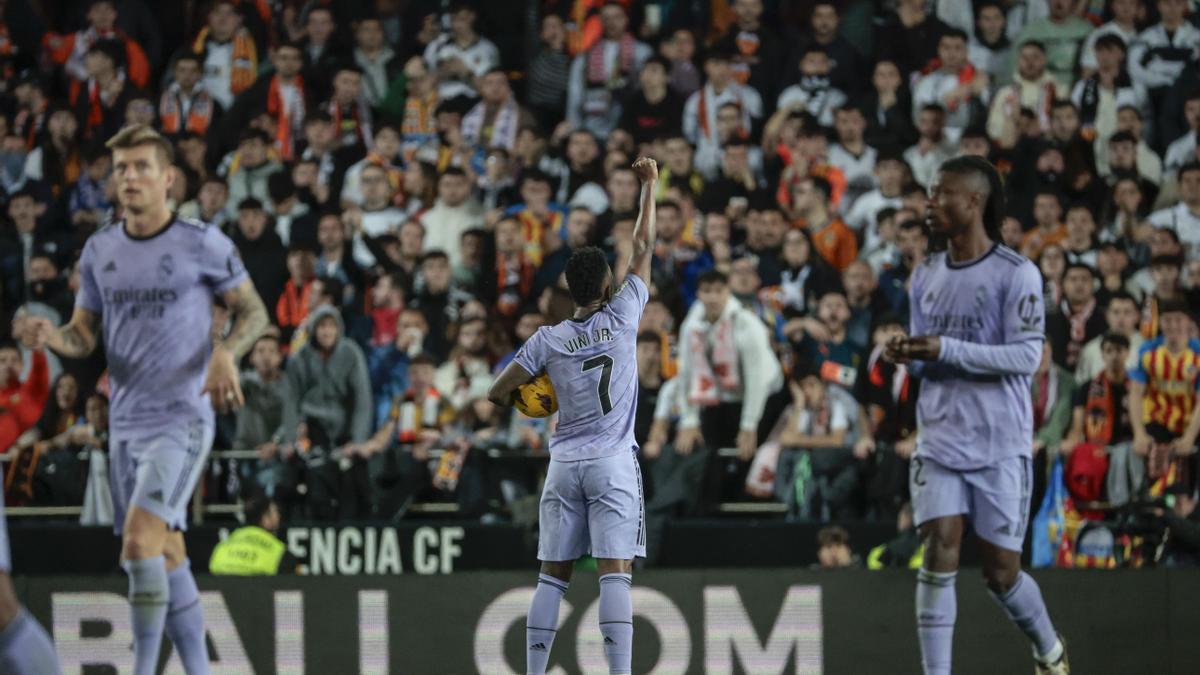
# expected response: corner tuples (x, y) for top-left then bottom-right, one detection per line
(886, 156), (1068, 674)
(489, 158), (658, 675)
(31, 125), (269, 675)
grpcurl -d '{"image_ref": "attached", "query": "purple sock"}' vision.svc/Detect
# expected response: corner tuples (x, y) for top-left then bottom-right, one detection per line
(598, 573), (633, 675)
(124, 555), (169, 675)
(990, 571), (1059, 660)
(527, 574), (568, 675)
(0, 607), (61, 675)
(916, 568), (956, 675)
(166, 560), (209, 674)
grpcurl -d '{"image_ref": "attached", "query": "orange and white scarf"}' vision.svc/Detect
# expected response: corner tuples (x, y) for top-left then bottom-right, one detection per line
(266, 75), (305, 160)
(159, 82), (216, 135)
(394, 388), (441, 443)
(192, 26), (258, 95)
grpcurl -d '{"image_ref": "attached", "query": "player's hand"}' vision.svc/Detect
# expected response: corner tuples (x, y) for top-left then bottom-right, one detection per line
(642, 440), (662, 460)
(895, 335), (941, 362)
(894, 436), (916, 459)
(1172, 436), (1198, 456)
(736, 429), (758, 461)
(632, 156), (658, 183)
(202, 346), (244, 414)
(1133, 432), (1153, 457)
(674, 427), (700, 455)
(24, 317), (56, 352)
(853, 436), (876, 460)
(883, 334), (907, 364)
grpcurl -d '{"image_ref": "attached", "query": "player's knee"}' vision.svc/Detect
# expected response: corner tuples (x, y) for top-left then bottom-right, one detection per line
(920, 530), (962, 571)
(122, 530), (165, 561)
(539, 561), (574, 583)
(596, 558), (633, 576)
(981, 562), (1019, 594)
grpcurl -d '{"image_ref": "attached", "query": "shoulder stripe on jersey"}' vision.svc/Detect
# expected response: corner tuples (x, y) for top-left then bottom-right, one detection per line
(995, 245), (1025, 265)
(177, 215), (210, 231)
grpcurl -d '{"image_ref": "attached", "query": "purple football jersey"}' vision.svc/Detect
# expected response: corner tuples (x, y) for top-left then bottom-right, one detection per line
(514, 274), (649, 461)
(76, 217), (249, 431)
(908, 244), (1045, 470)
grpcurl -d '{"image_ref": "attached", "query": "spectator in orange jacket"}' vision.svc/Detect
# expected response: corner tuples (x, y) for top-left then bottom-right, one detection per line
(0, 342), (50, 453)
(42, 0), (150, 91)
(792, 175), (858, 272)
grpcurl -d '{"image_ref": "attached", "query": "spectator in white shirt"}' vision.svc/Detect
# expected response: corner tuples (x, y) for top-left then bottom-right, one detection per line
(1148, 163), (1200, 260)
(844, 152), (908, 250)
(903, 104), (955, 189)
(1164, 92), (1200, 176)
(911, 29), (989, 145)
(1078, 0), (1141, 74)
(828, 106), (878, 207)
(776, 48), (845, 128)
(565, 2), (652, 139)
(968, 2), (1013, 88)
(423, 3), (500, 100)
(421, 167), (485, 267)
(684, 48), (762, 149)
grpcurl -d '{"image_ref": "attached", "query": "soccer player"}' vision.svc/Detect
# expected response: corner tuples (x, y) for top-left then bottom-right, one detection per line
(886, 155), (1069, 675)
(29, 125), (269, 675)
(488, 157), (657, 675)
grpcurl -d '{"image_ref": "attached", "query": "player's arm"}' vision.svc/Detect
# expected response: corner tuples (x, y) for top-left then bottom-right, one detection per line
(204, 280), (269, 412)
(217, 280), (269, 360)
(626, 157), (658, 283)
(488, 360), (536, 408)
(34, 307), (100, 359)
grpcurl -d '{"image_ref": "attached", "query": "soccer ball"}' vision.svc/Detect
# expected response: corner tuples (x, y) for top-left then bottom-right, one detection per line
(514, 373), (558, 418)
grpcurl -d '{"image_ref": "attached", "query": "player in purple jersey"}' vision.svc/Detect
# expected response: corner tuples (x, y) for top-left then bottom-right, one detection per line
(886, 156), (1068, 675)
(488, 157), (658, 675)
(30, 126), (269, 675)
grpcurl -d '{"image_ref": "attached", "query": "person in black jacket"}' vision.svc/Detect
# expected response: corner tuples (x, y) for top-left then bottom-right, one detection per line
(231, 197), (288, 313)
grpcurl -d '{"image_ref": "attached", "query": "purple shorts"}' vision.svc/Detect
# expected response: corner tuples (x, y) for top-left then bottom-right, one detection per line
(910, 454), (1032, 552)
(109, 419), (213, 535)
(538, 450), (646, 561)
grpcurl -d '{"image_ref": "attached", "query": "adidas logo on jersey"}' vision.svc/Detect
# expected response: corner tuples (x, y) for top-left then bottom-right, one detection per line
(604, 636), (615, 645)
(103, 260), (117, 272)
(529, 643), (547, 652)
(147, 489), (165, 503)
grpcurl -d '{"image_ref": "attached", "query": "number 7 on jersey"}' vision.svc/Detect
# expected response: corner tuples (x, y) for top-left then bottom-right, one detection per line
(581, 354), (614, 415)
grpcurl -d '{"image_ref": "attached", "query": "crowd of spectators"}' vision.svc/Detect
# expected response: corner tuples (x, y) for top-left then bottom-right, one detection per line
(2, 0), (1200, 544)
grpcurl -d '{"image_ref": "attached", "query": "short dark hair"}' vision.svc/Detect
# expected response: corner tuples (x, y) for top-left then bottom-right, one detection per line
(1101, 332), (1131, 350)
(1020, 40), (1046, 53)
(806, 176), (833, 202)
(1150, 253), (1184, 268)
(697, 269), (729, 288)
(1179, 162), (1200, 181)
(411, 353), (438, 368)
(942, 28), (969, 43)
(520, 169), (553, 189)
(817, 525), (850, 548)
(1108, 130), (1137, 146)
(420, 250), (450, 265)
(243, 491), (276, 528)
(1063, 262), (1097, 280)
(563, 246), (611, 305)
(1107, 291), (1138, 309)
(1158, 297), (1190, 316)
(1094, 33), (1127, 53)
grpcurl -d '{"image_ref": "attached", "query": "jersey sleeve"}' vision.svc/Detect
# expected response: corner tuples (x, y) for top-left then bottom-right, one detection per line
(198, 225), (250, 295)
(1127, 339), (1155, 385)
(512, 328), (548, 377)
(1003, 261), (1046, 344)
(75, 238), (103, 314)
(609, 273), (650, 325)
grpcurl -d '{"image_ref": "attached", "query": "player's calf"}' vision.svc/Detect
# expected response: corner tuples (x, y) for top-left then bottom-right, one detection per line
(980, 543), (1063, 668)
(597, 559), (633, 675)
(121, 508), (172, 675)
(527, 562), (573, 675)
(0, 574), (62, 675)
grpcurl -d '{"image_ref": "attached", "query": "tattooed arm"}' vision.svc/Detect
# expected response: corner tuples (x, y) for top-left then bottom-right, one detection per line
(30, 308), (100, 359)
(203, 279), (269, 412)
(217, 279), (269, 360)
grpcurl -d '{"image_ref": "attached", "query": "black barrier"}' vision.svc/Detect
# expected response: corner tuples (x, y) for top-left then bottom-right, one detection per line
(12, 520), (934, 574)
(14, 569), (1200, 674)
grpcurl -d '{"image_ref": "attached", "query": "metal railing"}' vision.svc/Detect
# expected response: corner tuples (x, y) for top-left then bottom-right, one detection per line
(3, 447), (785, 520)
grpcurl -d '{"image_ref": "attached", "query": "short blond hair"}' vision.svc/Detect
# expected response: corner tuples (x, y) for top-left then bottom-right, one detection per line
(105, 124), (174, 166)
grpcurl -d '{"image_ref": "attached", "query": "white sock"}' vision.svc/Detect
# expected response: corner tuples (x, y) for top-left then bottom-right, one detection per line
(598, 573), (633, 675)
(526, 574), (568, 675)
